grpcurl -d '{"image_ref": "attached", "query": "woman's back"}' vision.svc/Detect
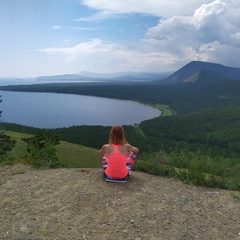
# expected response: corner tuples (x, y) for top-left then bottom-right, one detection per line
(98, 125), (139, 180)
(105, 144), (128, 179)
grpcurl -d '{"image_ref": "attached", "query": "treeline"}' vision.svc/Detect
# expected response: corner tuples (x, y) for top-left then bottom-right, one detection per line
(1, 106), (239, 156)
(139, 106), (240, 154)
(0, 123), (146, 152)
(50, 106), (240, 157)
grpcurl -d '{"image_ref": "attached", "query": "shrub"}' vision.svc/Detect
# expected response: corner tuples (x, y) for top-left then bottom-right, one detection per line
(0, 132), (16, 161)
(22, 129), (61, 168)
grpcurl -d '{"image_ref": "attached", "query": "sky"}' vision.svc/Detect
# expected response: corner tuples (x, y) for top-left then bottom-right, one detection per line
(0, 0), (240, 78)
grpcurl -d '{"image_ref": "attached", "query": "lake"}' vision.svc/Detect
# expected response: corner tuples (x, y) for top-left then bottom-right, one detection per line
(0, 91), (161, 128)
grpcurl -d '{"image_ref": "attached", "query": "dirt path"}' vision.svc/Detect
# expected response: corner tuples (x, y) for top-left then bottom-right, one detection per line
(0, 164), (239, 240)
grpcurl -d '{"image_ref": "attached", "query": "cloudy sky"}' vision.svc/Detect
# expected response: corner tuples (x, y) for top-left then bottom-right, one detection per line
(1, 0), (240, 78)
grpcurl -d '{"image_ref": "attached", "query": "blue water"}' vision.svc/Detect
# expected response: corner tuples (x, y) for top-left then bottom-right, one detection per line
(0, 91), (161, 128)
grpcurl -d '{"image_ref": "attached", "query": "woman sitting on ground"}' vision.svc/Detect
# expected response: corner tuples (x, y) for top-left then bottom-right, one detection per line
(98, 125), (139, 180)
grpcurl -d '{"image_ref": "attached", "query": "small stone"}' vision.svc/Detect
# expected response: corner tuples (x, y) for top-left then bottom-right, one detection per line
(20, 226), (28, 232)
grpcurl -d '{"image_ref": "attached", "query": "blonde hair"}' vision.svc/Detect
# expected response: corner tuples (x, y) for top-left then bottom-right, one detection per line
(109, 125), (126, 145)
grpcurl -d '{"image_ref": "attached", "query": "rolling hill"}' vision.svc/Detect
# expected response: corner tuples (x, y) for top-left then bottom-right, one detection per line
(160, 61), (240, 85)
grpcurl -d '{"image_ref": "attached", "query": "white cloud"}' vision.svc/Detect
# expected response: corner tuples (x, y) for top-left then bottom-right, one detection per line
(231, 33), (240, 42)
(80, 0), (213, 18)
(38, 0), (240, 74)
(193, 0), (226, 26)
(38, 38), (105, 57)
(145, 0), (240, 67)
(53, 26), (62, 30)
(52, 25), (94, 31)
(74, 11), (113, 22)
(197, 41), (240, 66)
(37, 38), (176, 72)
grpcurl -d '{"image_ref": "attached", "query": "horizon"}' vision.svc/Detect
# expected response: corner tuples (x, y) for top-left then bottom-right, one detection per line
(1, 0), (240, 78)
(0, 60), (240, 81)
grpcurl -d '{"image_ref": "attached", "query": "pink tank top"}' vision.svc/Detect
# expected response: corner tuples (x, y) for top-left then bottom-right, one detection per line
(105, 144), (128, 179)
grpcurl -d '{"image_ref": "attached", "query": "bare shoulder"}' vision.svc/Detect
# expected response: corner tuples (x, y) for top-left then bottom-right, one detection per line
(101, 144), (112, 151)
(99, 144), (112, 155)
(102, 144), (110, 148)
(125, 143), (132, 149)
(101, 144), (114, 155)
(125, 143), (139, 153)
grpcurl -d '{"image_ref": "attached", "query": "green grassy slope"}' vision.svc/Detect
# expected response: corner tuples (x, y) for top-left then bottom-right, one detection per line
(3, 131), (100, 168)
(56, 141), (100, 168)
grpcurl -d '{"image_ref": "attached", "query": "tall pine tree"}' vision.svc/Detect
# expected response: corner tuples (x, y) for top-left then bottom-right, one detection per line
(0, 95), (16, 160)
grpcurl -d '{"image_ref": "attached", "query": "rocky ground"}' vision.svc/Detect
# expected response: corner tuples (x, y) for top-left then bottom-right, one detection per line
(0, 164), (240, 240)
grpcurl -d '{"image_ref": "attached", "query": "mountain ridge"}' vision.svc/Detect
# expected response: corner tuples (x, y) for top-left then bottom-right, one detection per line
(35, 71), (170, 82)
(1, 60), (239, 84)
(160, 61), (240, 85)
(39, 61), (240, 84)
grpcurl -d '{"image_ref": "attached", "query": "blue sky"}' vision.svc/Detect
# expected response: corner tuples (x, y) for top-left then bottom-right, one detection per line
(0, 0), (240, 77)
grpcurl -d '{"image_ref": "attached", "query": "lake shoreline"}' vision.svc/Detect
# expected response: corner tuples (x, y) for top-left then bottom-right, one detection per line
(0, 91), (161, 128)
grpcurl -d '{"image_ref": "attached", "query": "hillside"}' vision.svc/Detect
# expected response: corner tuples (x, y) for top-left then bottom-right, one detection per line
(1, 130), (100, 169)
(0, 163), (239, 240)
(161, 61), (240, 85)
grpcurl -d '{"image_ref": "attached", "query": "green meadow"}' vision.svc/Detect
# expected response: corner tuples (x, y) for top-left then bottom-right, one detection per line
(2, 131), (100, 168)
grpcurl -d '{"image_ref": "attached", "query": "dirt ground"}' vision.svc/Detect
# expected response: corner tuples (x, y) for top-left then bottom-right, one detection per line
(0, 164), (240, 240)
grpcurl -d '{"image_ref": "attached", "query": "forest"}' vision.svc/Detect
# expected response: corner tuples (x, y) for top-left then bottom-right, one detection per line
(2, 106), (238, 155)
(1, 105), (239, 190)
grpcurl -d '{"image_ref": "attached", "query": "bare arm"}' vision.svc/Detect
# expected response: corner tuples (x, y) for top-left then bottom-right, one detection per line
(98, 144), (113, 156)
(98, 144), (107, 156)
(126, 143), (139, 153)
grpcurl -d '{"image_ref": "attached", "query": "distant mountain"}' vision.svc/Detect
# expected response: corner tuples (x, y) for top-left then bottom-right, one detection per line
(1, 60), (240, 114)
(35, 71), (170, 83)
(78, 71), (170, 80)
(36, 74), (99, 82)
(160, 61), (240, 85)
